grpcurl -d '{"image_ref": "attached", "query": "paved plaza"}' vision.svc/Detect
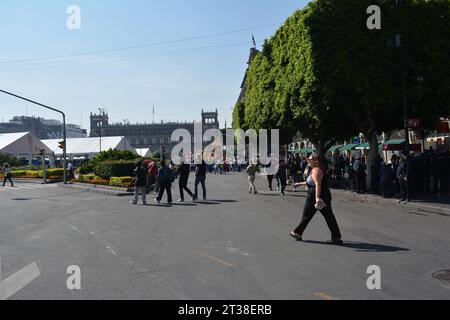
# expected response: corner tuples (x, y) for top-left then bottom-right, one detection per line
(0, 174), (449, 299)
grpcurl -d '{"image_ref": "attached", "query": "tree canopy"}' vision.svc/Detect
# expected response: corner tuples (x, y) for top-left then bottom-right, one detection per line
(234, 0), (450, 151)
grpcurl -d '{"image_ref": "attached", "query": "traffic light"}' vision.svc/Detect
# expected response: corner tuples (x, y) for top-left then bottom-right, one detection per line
(58, 141), (65, 149)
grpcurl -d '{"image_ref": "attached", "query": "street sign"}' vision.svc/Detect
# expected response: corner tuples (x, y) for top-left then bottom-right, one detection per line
(437, 120), (450, 133)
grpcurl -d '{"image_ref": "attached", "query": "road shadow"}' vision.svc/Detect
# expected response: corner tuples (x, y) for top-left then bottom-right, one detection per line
(301, 240), (410, 253)
(172, 203), (198, 207)
(194, 201), (220, 205)
(207, 199), (238, 203)
(144, 204), (173, 208)
(257, 193), (307, 198)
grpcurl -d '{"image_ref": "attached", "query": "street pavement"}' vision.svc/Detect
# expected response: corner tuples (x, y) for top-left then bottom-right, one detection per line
(0, 175), (449, 300)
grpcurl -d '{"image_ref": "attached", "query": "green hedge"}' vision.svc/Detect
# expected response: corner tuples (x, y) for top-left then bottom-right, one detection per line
(109, 177), (133, 188)
(3, 169), (65, 179)
(78, 174), (96, 183)
(94, 160), (138, 179)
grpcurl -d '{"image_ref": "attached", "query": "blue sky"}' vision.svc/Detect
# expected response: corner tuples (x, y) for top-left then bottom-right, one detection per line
(0, 0), (308, 132)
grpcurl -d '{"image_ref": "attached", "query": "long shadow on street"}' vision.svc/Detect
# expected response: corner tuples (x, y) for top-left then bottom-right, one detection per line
(301, 240), (410, 253)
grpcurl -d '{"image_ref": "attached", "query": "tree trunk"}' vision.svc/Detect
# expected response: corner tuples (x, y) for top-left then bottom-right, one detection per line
(366, 131), (379, 193)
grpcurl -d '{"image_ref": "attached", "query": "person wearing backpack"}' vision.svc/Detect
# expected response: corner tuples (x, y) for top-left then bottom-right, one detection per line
(155, 160), (173, 205)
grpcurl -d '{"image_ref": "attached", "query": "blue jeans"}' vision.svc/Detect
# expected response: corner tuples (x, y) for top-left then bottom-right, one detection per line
(194, 176), (206, 199)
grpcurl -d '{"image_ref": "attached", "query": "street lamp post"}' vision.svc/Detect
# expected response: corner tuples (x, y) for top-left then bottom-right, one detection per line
(98, 108), (107, 153)
(0, 89), (68, 184)
(396, 0), (410, 155)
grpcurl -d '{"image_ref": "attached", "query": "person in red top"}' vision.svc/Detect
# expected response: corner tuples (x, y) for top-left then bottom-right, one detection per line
(145, 160), (158, 192)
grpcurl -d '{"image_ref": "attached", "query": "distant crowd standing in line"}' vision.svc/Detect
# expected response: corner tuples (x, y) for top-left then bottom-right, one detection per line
(329, 146), (450, 202)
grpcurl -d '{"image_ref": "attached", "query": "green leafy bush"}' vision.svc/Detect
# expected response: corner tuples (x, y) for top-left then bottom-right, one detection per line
(109, 177), (133, 188)
(91, 149), (139, 166)
(78, 174), (96, 183)
(79, 162), (95, 174)
(0, 153), (20, 167)
(94, 160), (138, 179)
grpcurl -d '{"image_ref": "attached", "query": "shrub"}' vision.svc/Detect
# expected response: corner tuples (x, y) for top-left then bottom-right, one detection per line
(8, 169), (64, 179)
(46, 168), (64, 177)
(94, 160), (138, 179)
(78, 174), (96, 183)
(109, 177), (133, 188)
(0, 153), (20, 167)
(90, 177), (109, 186)
(91, 149), (139, 166)
(79, 162), (95, 174)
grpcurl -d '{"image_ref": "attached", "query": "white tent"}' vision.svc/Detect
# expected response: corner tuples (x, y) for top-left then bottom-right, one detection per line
(135, 148), (152, 157)
(0, 132), (53, 156)
(42, 136), (135, 158)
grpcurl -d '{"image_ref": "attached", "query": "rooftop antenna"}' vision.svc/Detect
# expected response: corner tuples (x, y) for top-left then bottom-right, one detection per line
(252, 34), (257, 48)
(153, 105), (155, 124)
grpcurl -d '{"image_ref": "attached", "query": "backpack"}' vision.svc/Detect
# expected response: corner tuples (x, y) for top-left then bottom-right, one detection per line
(158, 166), (174, 183)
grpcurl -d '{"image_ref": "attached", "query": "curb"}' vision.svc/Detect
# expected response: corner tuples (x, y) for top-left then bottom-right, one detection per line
(331, 189), (450, 215)
(60, 183), (133, 197)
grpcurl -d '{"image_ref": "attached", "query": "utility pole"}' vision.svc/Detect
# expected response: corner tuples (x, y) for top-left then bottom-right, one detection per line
(0, 89), (68, 184)
(98, 108), (107, 153)
(396, 0), (410, 155)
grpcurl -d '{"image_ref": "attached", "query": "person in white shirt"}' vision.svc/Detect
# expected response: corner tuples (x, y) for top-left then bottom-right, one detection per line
(2, 163), (14, 187)
(246, 162), (258, 195)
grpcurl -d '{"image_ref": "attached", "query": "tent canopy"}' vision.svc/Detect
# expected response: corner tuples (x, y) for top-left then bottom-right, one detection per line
(135, 148), (152, 158)
(338, 144), (360, 152)
(0, 132), (53, 156)
(328, 144), (344, 153)
(42, 136), (134, 157)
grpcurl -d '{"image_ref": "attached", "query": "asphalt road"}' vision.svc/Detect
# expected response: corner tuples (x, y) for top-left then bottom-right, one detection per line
(0, 174), (449, 300)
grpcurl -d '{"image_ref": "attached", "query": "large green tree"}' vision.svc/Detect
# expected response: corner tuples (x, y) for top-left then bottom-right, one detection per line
(234, 0), (450, 186)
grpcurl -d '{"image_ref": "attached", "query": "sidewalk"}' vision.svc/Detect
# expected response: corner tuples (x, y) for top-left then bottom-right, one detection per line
(331, 188), (450, 215)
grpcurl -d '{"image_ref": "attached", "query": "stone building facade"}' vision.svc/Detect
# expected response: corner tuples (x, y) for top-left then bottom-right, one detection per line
(89, 110), (220, 154)
(0, 116), (87, 139)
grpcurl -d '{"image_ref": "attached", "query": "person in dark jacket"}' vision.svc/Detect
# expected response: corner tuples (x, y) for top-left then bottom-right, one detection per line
(353, 156), (367, 194)
(397, 153), (409, 203)
(276, 159), (288, 196)
(178, 160), (194, 202)
(379, 162), (393, 198)
(131, 160), (147, 205)
(193, 160), (207, 201)
(155, 161), (173, 205)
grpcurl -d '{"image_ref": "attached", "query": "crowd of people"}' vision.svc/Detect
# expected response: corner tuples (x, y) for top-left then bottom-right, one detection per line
(130, 159), (209, 206)
(329, 147), (450, 202)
